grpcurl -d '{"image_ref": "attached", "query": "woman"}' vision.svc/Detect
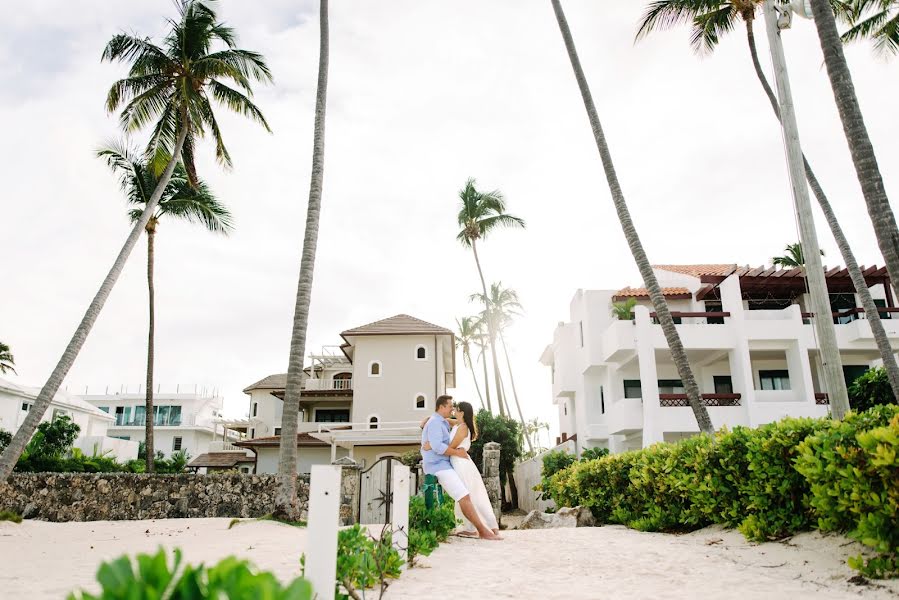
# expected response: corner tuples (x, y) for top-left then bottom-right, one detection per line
(424, 402), (499, 536)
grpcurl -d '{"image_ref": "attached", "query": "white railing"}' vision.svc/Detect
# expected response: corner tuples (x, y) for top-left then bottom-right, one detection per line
(315, 420), (423, 433)
(303, 378), (353, 391)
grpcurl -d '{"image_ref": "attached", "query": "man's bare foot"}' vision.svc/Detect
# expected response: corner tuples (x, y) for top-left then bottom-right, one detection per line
(456, 531), (478, 538)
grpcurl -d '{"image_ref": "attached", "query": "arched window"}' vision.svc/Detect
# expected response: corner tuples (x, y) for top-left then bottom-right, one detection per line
(369, 416), (380, 430)
(415, 345), (427, 360)
(333, 372), (352, 390)
(415, 393), (427, 410)
(369, 361), (382, 377)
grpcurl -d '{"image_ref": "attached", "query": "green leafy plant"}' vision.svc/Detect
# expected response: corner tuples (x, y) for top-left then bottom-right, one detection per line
(398, 449), (421, 468)
(408, 494), (457, 562)
(579, 447), (609, 461)
(68, 548), (312, 599)
(469, 409), (523, 507)
(849, 367), (896, 412)
(611, 297), (637, 320)
(335, 524), (402, 598)
(535, 450), (577, 501)
(0, 510), (22, 523)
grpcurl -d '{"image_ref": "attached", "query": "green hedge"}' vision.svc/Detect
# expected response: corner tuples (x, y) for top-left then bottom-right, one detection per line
(546, 406), (899, 577)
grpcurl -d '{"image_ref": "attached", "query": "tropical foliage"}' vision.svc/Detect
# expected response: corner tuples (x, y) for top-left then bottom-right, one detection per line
(772, 242), (823, 268)
(611, 297), (637, 320)
(456, 316), (486, 409)
(837, 0), (899, 55)
(408, 494), (457, 562)
(848, 366), (896, 412)
(546, 406), (899, 577)
(0, 341), (16, 375)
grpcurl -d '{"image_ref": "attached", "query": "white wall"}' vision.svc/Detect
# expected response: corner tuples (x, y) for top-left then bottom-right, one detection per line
(254, 446), (348, 474)
(104, 427), (212, 459)
(73, 436), (139, 461)
(513, 440), (577, 513)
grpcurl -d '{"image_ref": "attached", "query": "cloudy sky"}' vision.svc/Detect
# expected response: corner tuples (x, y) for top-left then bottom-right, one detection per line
(2, 1), (898, 441)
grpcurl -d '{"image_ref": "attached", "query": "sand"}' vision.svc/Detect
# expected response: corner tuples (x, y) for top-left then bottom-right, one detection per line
(386, 525), (899, 600)
(2, 519), (897, 599)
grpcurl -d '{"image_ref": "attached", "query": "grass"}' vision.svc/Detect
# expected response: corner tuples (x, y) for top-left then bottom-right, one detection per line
(228, 514), (307, 530)
(0, 510), (23, 524)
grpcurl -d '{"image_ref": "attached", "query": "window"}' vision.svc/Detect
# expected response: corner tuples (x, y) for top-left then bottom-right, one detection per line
(843, 365), (869, 389)
(579, 321), (584, 347)
(657, 379), (685, 395)
(172, 437), (183, 451)
(623, 380), (642, 399)
(714, 376), (734, 395)
(369, 416), (380, 430)
(315, 409), (351, 423)
(240, 467), (250, 474)
(759, 370), (791, 391)
(830, 293), (857, 324)
(133, 406), (146, 426)
(20, 402), (32, 412)
(154, 405), (182, 426)
(111, 435), (130, 441)
(874, 299), (891, 320)
(250, 428), (255, 438)
(563, 402), (567, 416)
(252, 403), (258, 417)
(274, 427), (282, 436)
(415, 345), (427, 360)
(98, 406), (109, 413)
(600, 386), (605, 415)
(369, 361), (382, 377)
(415, 394), (427, 410)
(705, 301), (724, 325)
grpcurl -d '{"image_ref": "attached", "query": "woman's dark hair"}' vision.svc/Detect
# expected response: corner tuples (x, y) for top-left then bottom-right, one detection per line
(456, 401), (478, 442)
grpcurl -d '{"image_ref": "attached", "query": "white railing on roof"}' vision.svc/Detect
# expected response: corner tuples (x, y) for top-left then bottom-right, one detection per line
(75, 384), (221, 397)
(303, 378), (353, 391)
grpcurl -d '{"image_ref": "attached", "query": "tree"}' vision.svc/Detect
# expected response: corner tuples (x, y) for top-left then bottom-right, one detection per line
(848, 366), (896, 411)
(0, 341), (15, 375)
(97, 143), (232, 472)
(468, 409), (524, 509)
(551, 0), (714, 435)
(0, 0), (271, 481)
(276, 0), (330, 519)
(456, 317), (486, 409)
(611, 298), (637, 321)
(636, 0), (899, 405)
(837, 0), (899, 55)
(471, 282), (532, 452)
(772, 242), (823, 268)
(456, 179), (525, 418)
(472, 323), (494, 413)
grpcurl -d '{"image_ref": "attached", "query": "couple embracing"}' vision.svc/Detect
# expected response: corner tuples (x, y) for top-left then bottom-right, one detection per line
(421, 395), (502, 540)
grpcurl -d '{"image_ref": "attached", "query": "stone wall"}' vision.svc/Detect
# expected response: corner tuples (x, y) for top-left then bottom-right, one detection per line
(482, 442), (502, 526)
(0, 473), (315, 523)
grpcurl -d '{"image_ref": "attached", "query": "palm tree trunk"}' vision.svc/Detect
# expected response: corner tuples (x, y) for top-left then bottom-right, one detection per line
(471, 239), (506, 416)
(145, 222), (157, 473)
(0, 125), (189, 481)
(480, 346), (493, 412)
(276, 0), (329, 520)
(465, 349), (485, 409)
(808, 0), (899, 315)
(499, 330), (533, 453)
(745, 18), (899, 401)
(551, 0), (714, 435)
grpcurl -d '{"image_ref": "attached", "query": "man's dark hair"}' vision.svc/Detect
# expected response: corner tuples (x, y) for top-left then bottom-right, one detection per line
(435, 394), (453, 410)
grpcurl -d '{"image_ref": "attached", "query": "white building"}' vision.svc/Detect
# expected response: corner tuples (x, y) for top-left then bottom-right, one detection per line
(0, 377), (138, 461)
(80, 385), (238, 460)
(238, 314), (456, 473)
(541, 264), (899, 453)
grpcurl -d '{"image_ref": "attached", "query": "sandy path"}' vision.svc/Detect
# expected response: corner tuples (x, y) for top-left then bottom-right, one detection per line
(0, 518), (311, 599)
(385, 526), (899, 600)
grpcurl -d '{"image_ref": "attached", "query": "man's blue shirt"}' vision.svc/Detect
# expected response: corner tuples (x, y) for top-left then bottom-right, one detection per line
(421, 412), (452, 474)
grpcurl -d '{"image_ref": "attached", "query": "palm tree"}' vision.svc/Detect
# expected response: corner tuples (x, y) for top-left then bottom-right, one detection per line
(276, 0), (330, 520)
(0, 342), (15, 375)
(772, 242), (824, 268)
(809, 0), (899, 293)
(471, 282), (533, 452)
(611, 298), (638, 321)
(472, 324), (494, 413)
(551, 0), (714, 435)
(456, 178), (525, 417)
(837, 0), (899, 54)
(637, 0), (899, 405)
(97, 142), (232, 473)
(0, 0), (271, 481)
(456, 317), (486, 409)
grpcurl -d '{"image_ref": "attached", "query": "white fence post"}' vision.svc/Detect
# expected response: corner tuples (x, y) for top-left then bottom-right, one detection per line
(391, 463), (411, 570)
(307, 465), (341, 600)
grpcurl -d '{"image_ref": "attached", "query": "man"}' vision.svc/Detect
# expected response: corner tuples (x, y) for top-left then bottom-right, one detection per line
(421, 394), (501, 540)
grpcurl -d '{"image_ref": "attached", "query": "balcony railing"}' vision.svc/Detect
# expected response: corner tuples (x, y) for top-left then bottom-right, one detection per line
(113, 413), (198, 427)
(802, 307), (899, 322)
(659, 393), (742, 407)
(815, 393), (830, 405)
(649, 312), (731, 324)
(302, 378), (353, 391)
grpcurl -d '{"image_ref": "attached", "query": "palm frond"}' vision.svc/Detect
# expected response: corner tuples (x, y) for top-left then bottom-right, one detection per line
(477, 214), (527, 236)
(105, 74), (170, 114)
(102, 33), (170, 68)
(636, 0), (729, 39)
(194, 49), (273, 89)
(690, 5), (738, 53)
(117, 82), (176, 131)
(208, 80), (271, 131)
(159, 181), (234, 233)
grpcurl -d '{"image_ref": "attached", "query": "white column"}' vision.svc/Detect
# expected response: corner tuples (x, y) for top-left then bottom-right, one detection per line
(720, 275), (755, 426)
(391, 463), (411, 570)
(306, 465), (341, 600)
(634, 306), (662, 447)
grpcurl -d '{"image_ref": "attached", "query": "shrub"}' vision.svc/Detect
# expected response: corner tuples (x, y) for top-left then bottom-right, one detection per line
(796, 405), (899, 577)
(333, 524), (402, 597)
(408, 494), (456, 561)
(535, 450), (577, 501)
(0, 428), (11, 453)
(579, 446), (609, 461)
(849, 367), (896, 412)
(399, 449), (421, 468)
(68, 548), (312, 600)
(469, 409), (523, 478)
(0, 510), (23, 523)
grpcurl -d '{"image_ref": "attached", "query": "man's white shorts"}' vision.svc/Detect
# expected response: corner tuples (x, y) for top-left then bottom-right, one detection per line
(435, 468), (469, 501)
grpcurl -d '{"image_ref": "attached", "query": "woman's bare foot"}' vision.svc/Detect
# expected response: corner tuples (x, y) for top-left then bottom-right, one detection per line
(456, 530), (478, 538)
(479, 530), (503, 540)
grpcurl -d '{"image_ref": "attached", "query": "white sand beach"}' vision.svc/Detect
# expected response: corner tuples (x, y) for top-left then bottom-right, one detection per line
(3, 518), (898, 599)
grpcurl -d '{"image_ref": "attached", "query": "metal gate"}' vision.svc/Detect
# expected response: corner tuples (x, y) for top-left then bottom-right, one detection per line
(358, 457), (419, 524)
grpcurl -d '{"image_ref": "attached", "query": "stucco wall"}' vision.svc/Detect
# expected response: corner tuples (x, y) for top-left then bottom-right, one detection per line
(513, 440), (576, 514)
(254, 446), (349, 474)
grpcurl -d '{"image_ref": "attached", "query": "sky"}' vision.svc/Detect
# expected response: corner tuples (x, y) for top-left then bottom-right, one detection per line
(2, 1), (898, 444)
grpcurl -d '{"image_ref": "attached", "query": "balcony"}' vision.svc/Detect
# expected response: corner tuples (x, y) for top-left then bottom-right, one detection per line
(606, 397), (643, 435)
(112, 412), (199, 427)
(658, 393), (742, 407)
(302, 378), (353, 391)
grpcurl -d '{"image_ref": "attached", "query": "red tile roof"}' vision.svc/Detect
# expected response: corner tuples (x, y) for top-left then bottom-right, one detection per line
(613, 286), (692, 300)
(340, 314), (453, 337)
(652, 264), (738, 277)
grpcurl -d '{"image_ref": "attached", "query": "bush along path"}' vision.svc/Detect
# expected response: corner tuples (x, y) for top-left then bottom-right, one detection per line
(546, 405), (899, 578)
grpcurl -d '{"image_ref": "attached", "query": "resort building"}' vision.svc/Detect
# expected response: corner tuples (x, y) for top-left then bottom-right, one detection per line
(79, 385), (241, 461)
(0, 377), (139, 460)
(238, 314), (456, 473)
(540, 264), (899, 453)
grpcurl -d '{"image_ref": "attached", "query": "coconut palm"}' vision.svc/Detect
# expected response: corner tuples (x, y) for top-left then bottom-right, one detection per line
(837, 0), (899, 54)
(276, 0), (330, 519)
(97, 142), (232, 472)
(0, 0), (271, 481)
(456, 317), (486, 410)
(471, 282), (533, 452)
(0, 342), (15, 375)
(551, 0), (714, 435)
(472, 324), (494, 413)
(636, 0), (899, 405)
(611, 298), (638, 321)
(772, 242), (824, 268)
(456, 178), (525, 417)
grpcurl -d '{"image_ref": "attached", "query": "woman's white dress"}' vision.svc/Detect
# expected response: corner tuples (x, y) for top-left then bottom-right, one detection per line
(449, 425), (499, 533)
